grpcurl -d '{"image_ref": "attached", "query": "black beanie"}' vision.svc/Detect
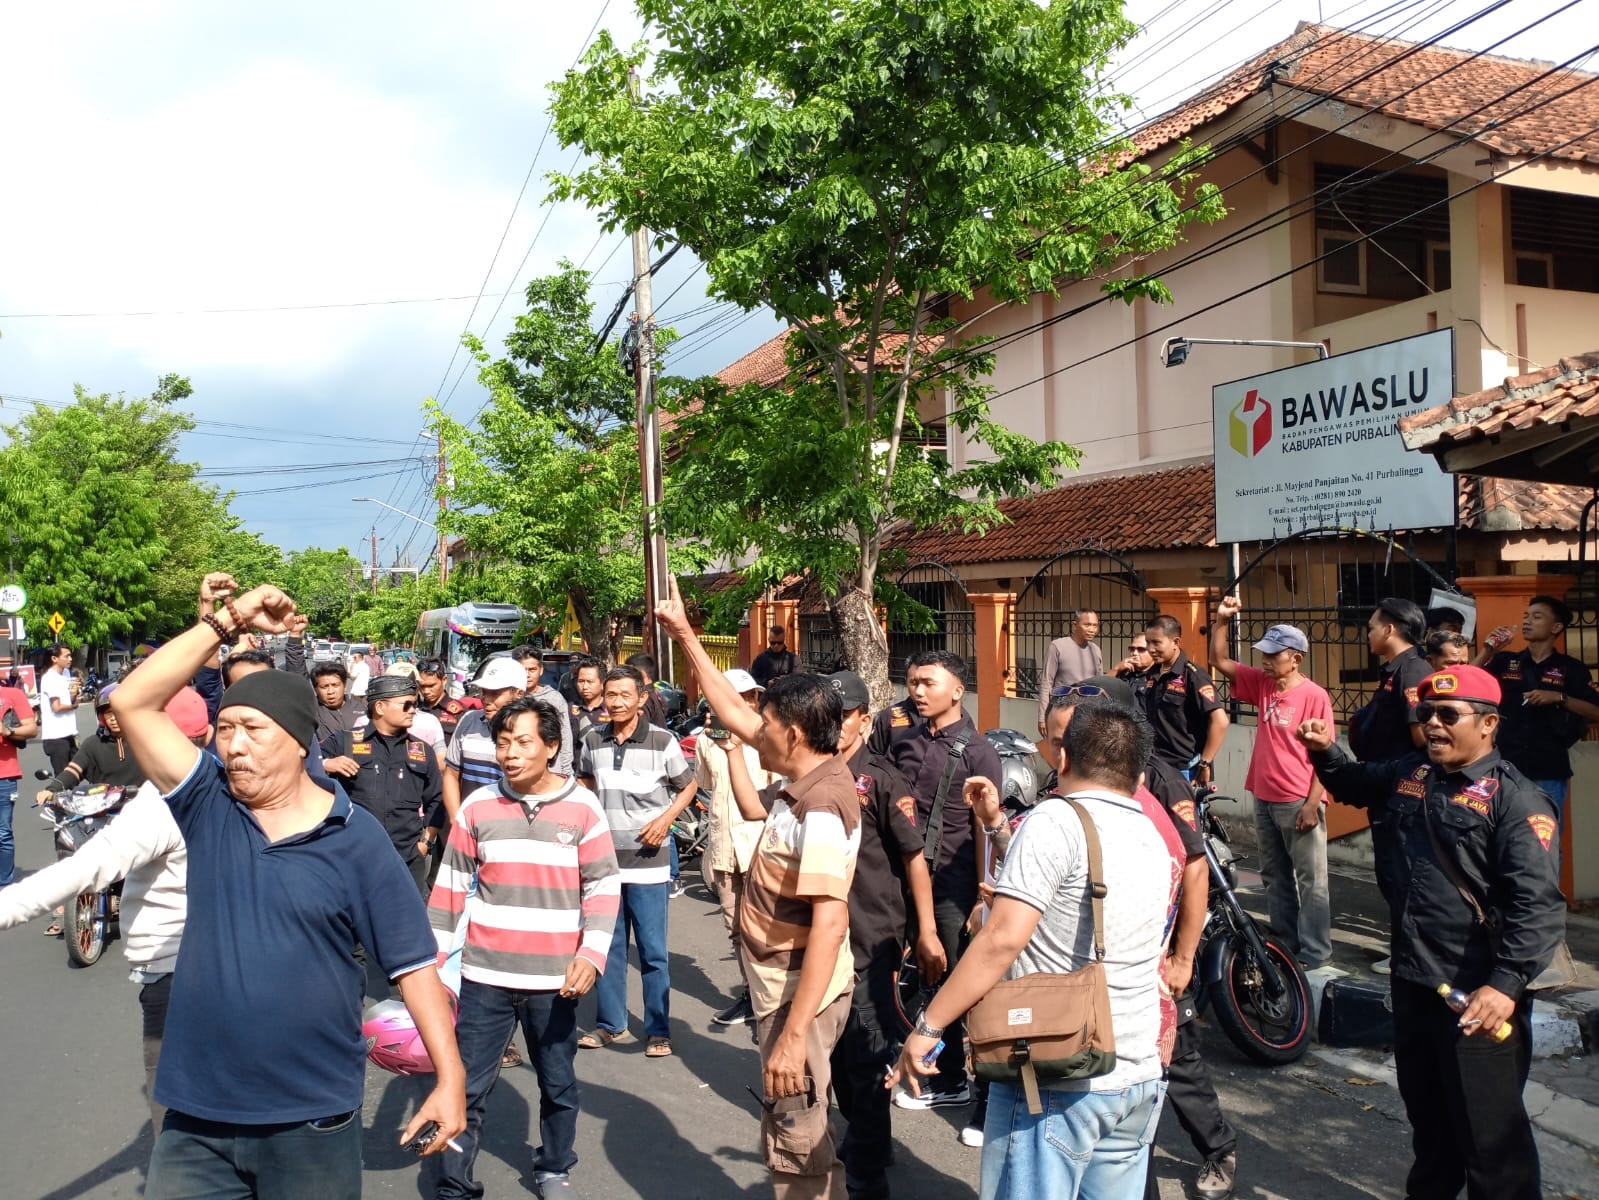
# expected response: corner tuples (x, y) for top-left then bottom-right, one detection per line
(218, 671), (319, 752)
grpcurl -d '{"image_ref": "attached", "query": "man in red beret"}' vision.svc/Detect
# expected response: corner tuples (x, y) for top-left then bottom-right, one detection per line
(1296, 665), (1564, 1200)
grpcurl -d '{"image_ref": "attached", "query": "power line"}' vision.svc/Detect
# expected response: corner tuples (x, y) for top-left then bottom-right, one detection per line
(0, 293), (492, 320)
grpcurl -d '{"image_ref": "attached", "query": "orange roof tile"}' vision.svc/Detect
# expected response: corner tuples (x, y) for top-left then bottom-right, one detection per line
(1399, 352), (1599, 450)
(1131, 22), (1599, 168)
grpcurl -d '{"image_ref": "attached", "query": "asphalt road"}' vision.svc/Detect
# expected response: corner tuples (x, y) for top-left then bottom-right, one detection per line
(0, 716), (1502, 1200)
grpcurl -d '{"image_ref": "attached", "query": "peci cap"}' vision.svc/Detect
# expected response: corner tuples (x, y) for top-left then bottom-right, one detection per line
(1253, 625), (1310, 655)
(1418, 665), (1502, 708)
(473, 657), (528, 692)
(164, 686), (211, 740)
(367, 674), (419, 703)
(823, 671), (872, 712)
(723, 667), (764, 695)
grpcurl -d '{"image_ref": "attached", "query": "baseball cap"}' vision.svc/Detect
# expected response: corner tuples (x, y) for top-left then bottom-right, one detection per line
(165, 686), (211, 740)
(1253, 625), (1310, 654)
(473, 657), (528, 692)
(823, 671), (872, 711)
(723, 668), (764, 694)
(1418, 665), (1502, 707)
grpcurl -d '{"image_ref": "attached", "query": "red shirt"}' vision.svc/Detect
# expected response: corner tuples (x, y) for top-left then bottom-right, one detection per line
(1132, 783), (1186, 1065)
(0, 685), (31, 780)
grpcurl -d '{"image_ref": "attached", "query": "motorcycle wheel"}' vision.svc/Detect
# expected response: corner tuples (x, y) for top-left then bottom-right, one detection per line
(1211, 934), (1312, 1064)
(65, 890), (106, 967)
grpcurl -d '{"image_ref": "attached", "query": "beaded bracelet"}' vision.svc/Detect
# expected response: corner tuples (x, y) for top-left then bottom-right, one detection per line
(222, 598), (247, 634)
(200, 613), (238, 645)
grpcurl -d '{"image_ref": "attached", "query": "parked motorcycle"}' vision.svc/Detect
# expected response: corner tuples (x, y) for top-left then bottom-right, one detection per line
(670, 787), (714, 893)
(1193, 785), (1313, 1064)
(35, 777), (130, 967)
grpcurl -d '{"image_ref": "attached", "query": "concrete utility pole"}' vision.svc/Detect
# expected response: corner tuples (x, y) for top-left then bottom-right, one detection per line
(436, 429), (449, 586)
(629, 66), (673, 684)
(369, 527), (380, 594)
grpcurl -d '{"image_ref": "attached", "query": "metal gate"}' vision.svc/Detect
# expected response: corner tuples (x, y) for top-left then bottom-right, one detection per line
(1012, 544), (1155, 700)
(884, 561), (976, 684)
(1220, 527), (1462, 721)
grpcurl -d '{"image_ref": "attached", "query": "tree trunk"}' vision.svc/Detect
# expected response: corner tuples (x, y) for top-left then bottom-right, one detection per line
(831, 586), (892, 709)
(570, 588), (617, 666)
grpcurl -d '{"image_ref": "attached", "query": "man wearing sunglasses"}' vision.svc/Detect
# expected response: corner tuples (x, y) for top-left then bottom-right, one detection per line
(322, 672), (443, 898)
(1296, 666), (1563, 1200)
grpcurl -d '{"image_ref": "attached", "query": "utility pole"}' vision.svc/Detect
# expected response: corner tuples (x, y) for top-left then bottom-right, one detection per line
(630, 66), (673, 683)
(369, 526), (379, 594)
(436, 429), (449, 587)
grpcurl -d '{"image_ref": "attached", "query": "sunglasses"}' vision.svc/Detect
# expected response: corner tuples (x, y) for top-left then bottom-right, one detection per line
(381, 699), (418, 712)
(1414, 702), (1479, 726)
(1051, 683), (1108, 699)
(1128, 644), (1149, 653)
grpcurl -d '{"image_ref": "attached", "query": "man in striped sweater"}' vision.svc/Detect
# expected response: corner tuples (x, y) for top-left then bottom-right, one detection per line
(428, 696), (621, 1200)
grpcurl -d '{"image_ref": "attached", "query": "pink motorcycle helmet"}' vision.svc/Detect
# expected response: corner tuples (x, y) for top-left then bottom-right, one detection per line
(363, 999), (443, 1076)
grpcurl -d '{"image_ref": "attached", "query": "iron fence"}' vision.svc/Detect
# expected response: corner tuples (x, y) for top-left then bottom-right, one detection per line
(798, 612), (839, 673)
(1011, 544), (1156, 701)
(884, 561), (976, 683)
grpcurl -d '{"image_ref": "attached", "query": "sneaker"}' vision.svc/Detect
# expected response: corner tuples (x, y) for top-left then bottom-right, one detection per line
(669, 878), (688, 898)
(958, 1123), (985, 1147)
(1196, 1152), (1236, 1200)
(1371, 956), (1392, 975)
(533, 1170), (572, 1197)
(713, 993), (755, 1026)
(892, 1081), (972, 1110)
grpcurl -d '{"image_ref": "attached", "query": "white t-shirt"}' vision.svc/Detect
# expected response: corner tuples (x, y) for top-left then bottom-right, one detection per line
(348, 660), (370, 697)
(994, 789), (1172, 1093)
(39, 668), (78, 740)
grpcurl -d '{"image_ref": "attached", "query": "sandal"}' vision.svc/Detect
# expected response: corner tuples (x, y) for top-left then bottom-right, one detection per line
(577, 1028), (635, 1050)
(501, 1046), (523, 1069)
(645, 1038), (673, 1058)
(44, 922), (62, 937)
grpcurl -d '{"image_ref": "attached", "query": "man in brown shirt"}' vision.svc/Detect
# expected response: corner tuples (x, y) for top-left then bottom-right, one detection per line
(1038, 610), (1103, 733)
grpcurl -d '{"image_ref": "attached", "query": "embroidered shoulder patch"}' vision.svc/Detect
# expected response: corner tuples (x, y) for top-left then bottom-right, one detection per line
(351, 741), (373, 756)
(1404, 686), (1420, 704)
(896, 795), (917, 824)
(1448, 792), (1491, 817)
(407, 742), (427, 763)
(891, 712), (912, 727)
(1172, 798), (1197, 830)
(1527, 813), (1557, 851)
(1198, 684), (1217, 702)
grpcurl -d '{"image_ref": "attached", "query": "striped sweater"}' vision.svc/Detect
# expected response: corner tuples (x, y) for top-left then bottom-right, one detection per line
(428, 776), (621, 990)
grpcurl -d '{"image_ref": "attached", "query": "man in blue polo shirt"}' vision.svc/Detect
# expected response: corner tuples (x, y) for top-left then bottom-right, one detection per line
(110, 575), (466, 1200)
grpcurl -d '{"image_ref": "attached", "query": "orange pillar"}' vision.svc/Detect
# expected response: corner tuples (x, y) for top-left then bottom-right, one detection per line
(1458, 573), (1579, 898)
(770, 600), (800, 665)
(971, 593), (1014, 734)
(1147, 587), (1215, 664)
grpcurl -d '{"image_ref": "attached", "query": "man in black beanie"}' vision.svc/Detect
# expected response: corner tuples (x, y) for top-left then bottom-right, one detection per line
(321, 673), (442, 894)
(109, 575), (464, 1199)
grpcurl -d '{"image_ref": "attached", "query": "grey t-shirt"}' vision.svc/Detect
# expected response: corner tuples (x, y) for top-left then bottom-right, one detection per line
(1039, 637), (1105, 721)
(995, 789), (1171, 1092)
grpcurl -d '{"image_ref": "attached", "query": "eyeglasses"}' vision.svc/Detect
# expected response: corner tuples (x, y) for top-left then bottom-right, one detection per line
(1051, 683), (1108, 699)
(382, 700), (418, 712)
(1414, 702), (1478, 727)
(1128, 645), (1149, 653)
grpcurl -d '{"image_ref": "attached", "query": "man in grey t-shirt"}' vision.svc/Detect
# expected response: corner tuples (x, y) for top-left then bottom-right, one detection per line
(892, 700), (1172, 1200)
(1038, 610), (1103, 732)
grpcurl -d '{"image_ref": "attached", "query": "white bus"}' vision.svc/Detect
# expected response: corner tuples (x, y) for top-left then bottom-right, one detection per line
(414, 603), (524, 693)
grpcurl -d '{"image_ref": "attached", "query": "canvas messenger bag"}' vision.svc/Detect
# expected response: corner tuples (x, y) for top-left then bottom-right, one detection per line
(966, 796), (1116, 1115)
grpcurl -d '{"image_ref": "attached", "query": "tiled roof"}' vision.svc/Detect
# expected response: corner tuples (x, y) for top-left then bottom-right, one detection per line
(889, 460), (1590, 566)
(1399, 352), (1599, 451)
(714, 329), (793, 389)
(1131, 22), (1599, 167)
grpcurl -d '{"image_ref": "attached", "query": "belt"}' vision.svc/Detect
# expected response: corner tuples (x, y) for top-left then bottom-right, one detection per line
(308, 1109), (359, 1130)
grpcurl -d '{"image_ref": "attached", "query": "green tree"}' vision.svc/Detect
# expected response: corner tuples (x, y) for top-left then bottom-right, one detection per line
(280, 547), (365, 634)
(429, 264), (675, 664)
(551, 0), (1224, 700)
(341, 574), (447, 645)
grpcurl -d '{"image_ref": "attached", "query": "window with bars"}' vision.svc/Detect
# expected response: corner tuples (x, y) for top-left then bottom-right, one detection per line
(1314, 165), (1450, 301)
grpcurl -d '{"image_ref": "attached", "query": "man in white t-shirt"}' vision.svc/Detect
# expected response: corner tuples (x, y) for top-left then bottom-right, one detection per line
(347, 653), (371, 699)
(893, 701), (1172, 1200)
(39, 642), (82, 775)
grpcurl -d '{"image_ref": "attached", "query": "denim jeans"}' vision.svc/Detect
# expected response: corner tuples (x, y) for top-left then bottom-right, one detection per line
(146, 1108), (362, 1200)
(980, 1078), (1165, 1200)
(439, 979), (580, 1199)
(0, 775), (16, 885)
(1533, 779), (1569, 828)
(1252, 797), (1332, 966)
(595, 880), (671, 1038)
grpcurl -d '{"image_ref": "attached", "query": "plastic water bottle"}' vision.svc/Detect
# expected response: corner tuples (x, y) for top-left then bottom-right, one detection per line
(1435, 983), (1512, 1042)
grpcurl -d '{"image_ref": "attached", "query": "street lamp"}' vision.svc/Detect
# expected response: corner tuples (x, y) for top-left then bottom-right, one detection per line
(352, 498), (446, 586)
(1161, 336), (1329, 368)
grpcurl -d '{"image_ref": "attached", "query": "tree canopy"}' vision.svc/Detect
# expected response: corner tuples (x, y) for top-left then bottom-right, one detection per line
(551, 0), (1224, 699)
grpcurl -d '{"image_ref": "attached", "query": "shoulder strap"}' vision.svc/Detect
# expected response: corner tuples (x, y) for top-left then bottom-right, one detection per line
(922, 728), (974, 869)
(1061, 797), (1108, 960)
(1418, 783), (1488, 926)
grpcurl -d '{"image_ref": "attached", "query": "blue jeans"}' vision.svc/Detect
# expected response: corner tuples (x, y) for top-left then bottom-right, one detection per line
(1534, 779), (1569, 828)
(0, 776), (16, 885)
(146, 1108), (362, 1200)
(669, 835), (681, 882)
(440, 979), (580, 1198)
(595, 881), (671, 1039)
(980, 1078), (1165, 1200)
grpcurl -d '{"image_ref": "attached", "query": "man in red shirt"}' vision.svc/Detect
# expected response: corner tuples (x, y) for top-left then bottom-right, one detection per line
(1210, 597), (1334, 969)
(0, 672), (41, 886)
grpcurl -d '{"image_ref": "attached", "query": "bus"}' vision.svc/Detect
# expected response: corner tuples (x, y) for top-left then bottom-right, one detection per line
(414, 603), (524, 693)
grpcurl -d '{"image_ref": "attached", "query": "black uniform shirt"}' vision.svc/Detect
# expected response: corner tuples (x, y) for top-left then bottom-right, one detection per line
(1484, 649), (1596, 781)
(887, 711), (1002, 906)
(1143, 652), (1224, 770)
(570, 699), (607, 748)
(1144, 754), (1206, 860)
(421, 695), (475, 742)
(1309, 745), (1564, 998)
(1347, 646), (1429, 763)
(843, 742), (925, 970)
(320, 725), (442, 864)
(867, 696), (921, 756)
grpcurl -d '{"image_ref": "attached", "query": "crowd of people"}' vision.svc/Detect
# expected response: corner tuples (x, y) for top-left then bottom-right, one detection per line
(0, 571), (1574, 1200)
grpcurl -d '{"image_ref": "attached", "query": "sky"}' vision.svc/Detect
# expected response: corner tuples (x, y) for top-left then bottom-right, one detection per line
(0, 0), (1587, 570)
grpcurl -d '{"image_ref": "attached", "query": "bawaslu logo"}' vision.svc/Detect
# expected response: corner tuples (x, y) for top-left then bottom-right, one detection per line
(1229, 389), (1272, 457)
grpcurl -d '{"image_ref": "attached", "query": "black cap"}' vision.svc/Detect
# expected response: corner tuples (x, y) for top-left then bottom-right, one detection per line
(366, 674), (419, 703)
(824, 671), (872, 712)
(218, 671), (319, 752)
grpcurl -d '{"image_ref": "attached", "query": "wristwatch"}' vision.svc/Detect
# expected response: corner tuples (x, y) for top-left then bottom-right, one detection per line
(913, 1016), (944, 1040)
(1197, 759), (1214, 771)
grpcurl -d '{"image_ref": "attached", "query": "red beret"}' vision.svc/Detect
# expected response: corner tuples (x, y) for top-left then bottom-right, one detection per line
(1418, 665), (1502, 707)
